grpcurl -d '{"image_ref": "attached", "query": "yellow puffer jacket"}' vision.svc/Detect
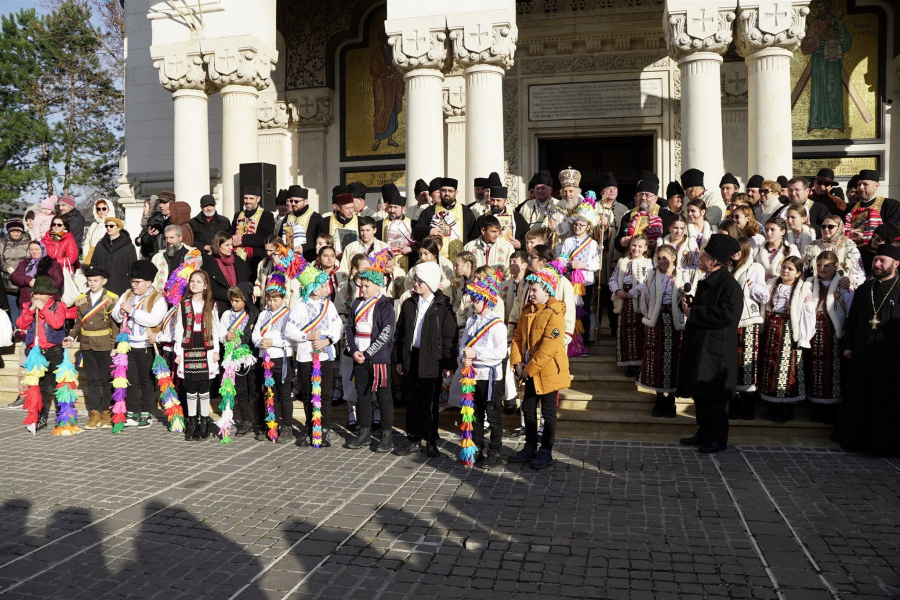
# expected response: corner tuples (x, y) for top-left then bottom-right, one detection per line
(510, 297), (571, 395)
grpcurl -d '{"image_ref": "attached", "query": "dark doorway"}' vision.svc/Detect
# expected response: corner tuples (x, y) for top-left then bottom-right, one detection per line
(538, 135), (655, 201)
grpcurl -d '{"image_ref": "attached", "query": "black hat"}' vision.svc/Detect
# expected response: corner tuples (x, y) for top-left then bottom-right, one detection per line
(598, 172), (618, 190)
(428, 177), (442, 193)
(31, 276), (58, 295)
(487, 172), (503, 188)
(535, 170), (553, 187)
(528, 173), (539, 189)
(777, 175), (790, 189)
(385, 190), (405, 206)
(875, 244), (900, 261)
(704, 233), (741, 265)
(235, 281), (254, 304)
(275, 189), (288, 206)
(719, 172), (739, 187)
(873, 223), (900, 242)
(128, 259), (158, 282)
(681, 168), (704, 189)
(814, 168), (836, 183)
(243, 185), (260, 197)
(346, 182), (367, 199)
(636, 171), (659, 195)
(666, 181), (684, 199)
(381, 182), (399, 199)
(331, 185), (347, 202)
(858, 169), (879, 182)
(200, 194), (216, 207)
(83, 265), (110, 279)
(832, 187), (845, 200)
(490, 186), (508, 199)
(746, 174), (764, 189)
(414, 179), (429, 195)
(287, 185), (308, 199)
(847, 175), (859, 190)
(440, 177), (458, 189)
(473, 177), (489, 188)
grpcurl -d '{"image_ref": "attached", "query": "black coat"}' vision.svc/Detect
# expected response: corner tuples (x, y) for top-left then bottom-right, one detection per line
(201, 253), (250, 316)
(412, 202), (477, 247)
(275, 206), (323, 262)
(393, 290), (459, 379)
(190, 212), (232, 251)
(230, 209), (276, 273)
(64, 208), (86, 249)
(676, 267), (743, 401)
(88, 230), (138, 297)
(345, 294), (395, 364)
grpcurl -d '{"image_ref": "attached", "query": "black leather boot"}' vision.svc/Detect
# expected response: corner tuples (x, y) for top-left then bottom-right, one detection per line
(184, 416), (198, 441)
(343, 427), (371, 449)
(199, 416), (210, 439)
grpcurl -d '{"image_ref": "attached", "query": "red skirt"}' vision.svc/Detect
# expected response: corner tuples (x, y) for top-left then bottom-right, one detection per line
(806, 311), (842, 404)
(758, 312), (805, 403)
(638, 304), (682, 393)
(616, 284), (644, 366)
(736, 324), (761, 392)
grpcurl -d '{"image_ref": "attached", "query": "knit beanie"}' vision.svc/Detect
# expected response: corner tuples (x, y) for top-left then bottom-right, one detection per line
(416, 261), (441, 293)
(41, 196), (58, 211)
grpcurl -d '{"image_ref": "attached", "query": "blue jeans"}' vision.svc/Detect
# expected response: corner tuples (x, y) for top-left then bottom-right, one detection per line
(6, 293), (18, 326)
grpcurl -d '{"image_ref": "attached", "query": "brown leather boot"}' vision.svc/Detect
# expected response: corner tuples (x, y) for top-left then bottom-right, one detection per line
(100, 410), (113, 428)
(84, 410), (102, 430)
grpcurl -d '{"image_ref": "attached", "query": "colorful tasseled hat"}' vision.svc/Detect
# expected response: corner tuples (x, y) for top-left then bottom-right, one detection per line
(298, 263), (328, 301)
(525, 269), (558, 297)
(266, 243), (307, 295)
(358, 248), (392, 288)
(464, 269), (504, 309)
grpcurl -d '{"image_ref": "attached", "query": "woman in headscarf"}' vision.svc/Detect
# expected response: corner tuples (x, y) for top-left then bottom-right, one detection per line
(802, 214), (864, 290)
(10, 241), (63, 309)
(82, 198), (120, 265)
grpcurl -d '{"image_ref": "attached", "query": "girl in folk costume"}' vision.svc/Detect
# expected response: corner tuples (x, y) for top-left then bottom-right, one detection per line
(609, 234), (653, 377)
(556, 203), (602, 354)
(758, 256), (814, 423)
(662, 214), (699, 270)
(254, 236), (301, 308)
(732, 205), (766, 248)
(402, 237), (453, 298)
(635, 245), (684, 418)
(753, 217), (800, 282)
(218, 283), (260, 437)
(289, 263), (342, 447)
(463, 266), (507, 327)
(803, 251), (853, 424)
(174, 271), (222, 441)
(784, 203), (817, 256)
(451, 251), (477, 330)
(717, 219), (742, 239)
(729, 237), (770, 421)
(315, 245), (347, 304)
(685, 199), (712, 249)
(802, 215), (865, 289)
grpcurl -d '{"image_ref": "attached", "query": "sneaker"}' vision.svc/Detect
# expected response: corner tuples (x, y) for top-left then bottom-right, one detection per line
(503, 399), (518, 415)
(277, 426), (293, 444)
(508, 444), (537, 463)
(235, 421), (253, 436)
(83, 410), (102, 430)
(530, 449), (553, 470)
(374, 430), (393, 453)
(295, 432), (311, 447)
(322, 428), (332, 448)
(123, 412), (139, 427)
(508, 427), (524, 438)
(425, 441), (440, 458)
(36, 415), (48, 431)
(100, 410), (113, 428)
(136, 413), (152, 428)
(393, 440), (423, 456)
(8, 395), (24, 408)
(473, 452), (486, 468)
(481, 449), (502, 470)
(343, 428), (371, 450)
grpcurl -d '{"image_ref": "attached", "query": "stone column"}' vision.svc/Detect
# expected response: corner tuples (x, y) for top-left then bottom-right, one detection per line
(150, 43), (212, 209)
(737, 1), (810, 178)
(448, 12), (517, 191)
(203, 38), (278, 216)
(664, 2), (736, 187)
(443, 85), (466, 203)
(386, 16), (448, 192)
(293, 92), (334, 213)
(258, 99), (297, 187)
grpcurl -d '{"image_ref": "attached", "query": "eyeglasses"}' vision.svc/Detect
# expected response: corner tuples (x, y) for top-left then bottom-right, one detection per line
(821, 225), (837, 230)
(97, 206), (108, 212)
(760, 189), (771, 195)
(412, 277), (424, 286)
(52, 223), (65, 228)
(105, 224), (118, 229)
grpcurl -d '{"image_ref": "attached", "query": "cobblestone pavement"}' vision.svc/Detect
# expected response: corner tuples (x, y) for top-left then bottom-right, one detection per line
(0, 410), (898, 600)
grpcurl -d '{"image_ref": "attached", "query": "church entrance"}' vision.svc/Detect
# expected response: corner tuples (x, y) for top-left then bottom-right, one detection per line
(538, 134), (654, 200)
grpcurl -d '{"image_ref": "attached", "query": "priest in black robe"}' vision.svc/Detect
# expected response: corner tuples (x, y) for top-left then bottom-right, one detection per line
(412, 177), (476, 259)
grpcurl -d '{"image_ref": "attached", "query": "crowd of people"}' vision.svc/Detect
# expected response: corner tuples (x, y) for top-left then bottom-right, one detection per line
(4, 165), (899, 461)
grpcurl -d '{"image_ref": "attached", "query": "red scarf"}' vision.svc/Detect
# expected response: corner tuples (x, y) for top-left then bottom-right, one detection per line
(217, 254), (237, 287)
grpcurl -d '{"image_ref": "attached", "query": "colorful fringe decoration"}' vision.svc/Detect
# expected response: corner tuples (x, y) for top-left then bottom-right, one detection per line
(217, 340), (238, 443)
(22, 344), (49, 435)
(266, 244), (308, 295)
(52, 351), (81, 436)
(458, 364), (478, 468)
(110, 327), (131, 434)
(262, 350), (278, 442)
(163, 249), (203, 305)
(569, 267), (586, 297)
(310, 352), (323, 447)
(152, 353), (184, 432)
(358, 248), (392, 288)
(568, 305), (588, 358)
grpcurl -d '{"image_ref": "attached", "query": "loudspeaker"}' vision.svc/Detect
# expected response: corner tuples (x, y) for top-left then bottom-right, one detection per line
(239, 163), (277, 211)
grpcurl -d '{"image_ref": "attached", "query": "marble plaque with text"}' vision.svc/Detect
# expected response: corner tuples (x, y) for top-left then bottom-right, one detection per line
(528, 79), (663, 121)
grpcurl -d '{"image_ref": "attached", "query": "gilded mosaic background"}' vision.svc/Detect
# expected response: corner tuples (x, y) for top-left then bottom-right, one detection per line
(790, 0), (880, 141)
(792, 155), (879, 178)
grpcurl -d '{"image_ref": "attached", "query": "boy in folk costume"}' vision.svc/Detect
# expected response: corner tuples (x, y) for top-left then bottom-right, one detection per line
(804, 251), (853, 424)
(218, 282), (260, 436)
(111, 260), (167, 429)
(338, 216), (388, 274)
(344, 250), (397, 452)
(463, 215), (514, 272)
(609, 234), (653, 378)
(289, 263), (343, 447)
(458, 271), (508, 469)
(556, 200), (602, 355)
(508, 268), (571, 470)
(62, 266), (119, 430)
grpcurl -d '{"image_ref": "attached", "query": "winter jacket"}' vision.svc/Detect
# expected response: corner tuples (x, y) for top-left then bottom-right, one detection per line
(393, 290), (458, 378)
(0, 232), (33, 292)
(345, 294), (395, 364)
(63, 208), (86, 249)
(510, 297), (571, 395)
(137, 201), (194, 258)
(201, 253), (250, 316)
(170, 201), (194, 247)
(88, 230), (138, 297)
(83, 199), (123, 264)
(190, 211), (231, 251)
(41, 231), (79, 270)
(10, 256), (63, 307)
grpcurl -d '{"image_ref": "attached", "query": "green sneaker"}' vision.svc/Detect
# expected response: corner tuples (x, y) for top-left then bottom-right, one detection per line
(123, 412), (139, 427)
(136, 412), (152, 428)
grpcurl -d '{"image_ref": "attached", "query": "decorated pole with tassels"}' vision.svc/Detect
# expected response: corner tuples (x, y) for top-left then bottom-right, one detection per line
(110, 324), (131, 434)
(22, 344), (49, 434)
(310, 351), (323, 447)
(51, 351), (81, 436)
(152, 351), (184, 432)
(217, 339), (237, 443)
(262, 350), (278, 442)
(458, 364), (478, 467)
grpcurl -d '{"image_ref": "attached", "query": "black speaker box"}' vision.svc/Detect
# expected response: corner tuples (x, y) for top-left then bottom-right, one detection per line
(239, 163), (277, 211)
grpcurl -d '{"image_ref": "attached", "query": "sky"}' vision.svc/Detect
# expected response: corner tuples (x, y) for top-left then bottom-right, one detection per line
(0, 1), (48, 16)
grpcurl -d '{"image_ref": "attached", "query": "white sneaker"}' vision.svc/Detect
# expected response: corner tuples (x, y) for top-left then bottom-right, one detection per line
(123, 412), (139, 427)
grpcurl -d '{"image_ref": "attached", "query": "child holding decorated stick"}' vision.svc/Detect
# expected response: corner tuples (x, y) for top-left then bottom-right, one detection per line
(609, 234), (652, 377)
(252, 287), (300, 442)
(556, 202), (602, 354)
(218, 283), (259, 436)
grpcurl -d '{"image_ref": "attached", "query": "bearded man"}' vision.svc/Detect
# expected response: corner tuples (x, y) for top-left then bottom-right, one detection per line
(277, 184), (322, 261)
(517, 170), (562, 230)
(413, 177), (476, 262)
(231, 185), (276, 275)
(378, 184), (416, 272)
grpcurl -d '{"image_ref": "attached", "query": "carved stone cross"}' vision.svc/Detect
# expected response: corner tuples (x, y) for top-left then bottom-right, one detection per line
(406, 30), (426, 53)
(765, 3), (788, 27)
(469, 24), (490, 47)
(451, 86), (465, 107)
(297, 96), (316, 119)
(692, 8), (715, 33)
(165, 54), (186, 80)
(216, 47), (238, 74)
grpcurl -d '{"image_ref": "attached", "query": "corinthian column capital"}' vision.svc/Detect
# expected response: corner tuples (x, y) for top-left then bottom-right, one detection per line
(447, 10), (517, 72)
(735, 1), (811, 57)
(200, 35), (278, 91)
(150, 41), (212, 93)
(663, 1), (737, 62)
(385, 15), (449, 73)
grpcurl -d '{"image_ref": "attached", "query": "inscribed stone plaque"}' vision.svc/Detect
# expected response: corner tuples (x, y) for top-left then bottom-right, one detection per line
(528, 79), (663, 121)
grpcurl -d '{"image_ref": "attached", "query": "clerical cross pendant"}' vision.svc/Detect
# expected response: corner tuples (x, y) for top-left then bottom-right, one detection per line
(870, 315), (881, 329)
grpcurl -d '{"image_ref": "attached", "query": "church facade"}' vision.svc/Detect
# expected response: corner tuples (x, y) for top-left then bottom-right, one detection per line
(116, 0), (899, 230)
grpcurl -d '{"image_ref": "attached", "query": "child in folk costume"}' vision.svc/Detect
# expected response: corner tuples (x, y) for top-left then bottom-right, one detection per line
(609, 234), (653, 377)
(754, 217), (801, 282)
(784, 204), (817, 256)
(344, 251), (397, 452)
(802, 215), (865, 288)
(500, 251), (528, 414)
(463, 215), (514, 271)
(732, 205), (766, 248)
(62, 266), (119, 430)
(556, 202), (602, 354)
(338, 216), (388, 274)
(290, 263), (342, 447)
(458, 271), (508, 469)
(336, 253), (368, 429)
(729, 238), (770, 421)
(685, 199), (712, 249)
(759, 256), (814, 423)
(451, 251), (477, 330)
(219, 283), (259, 436)
(804, 251), (853, 424)
(254, 237), (301, 309)
(635, 245), (684, 418)
(663, 215), (699, 270)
